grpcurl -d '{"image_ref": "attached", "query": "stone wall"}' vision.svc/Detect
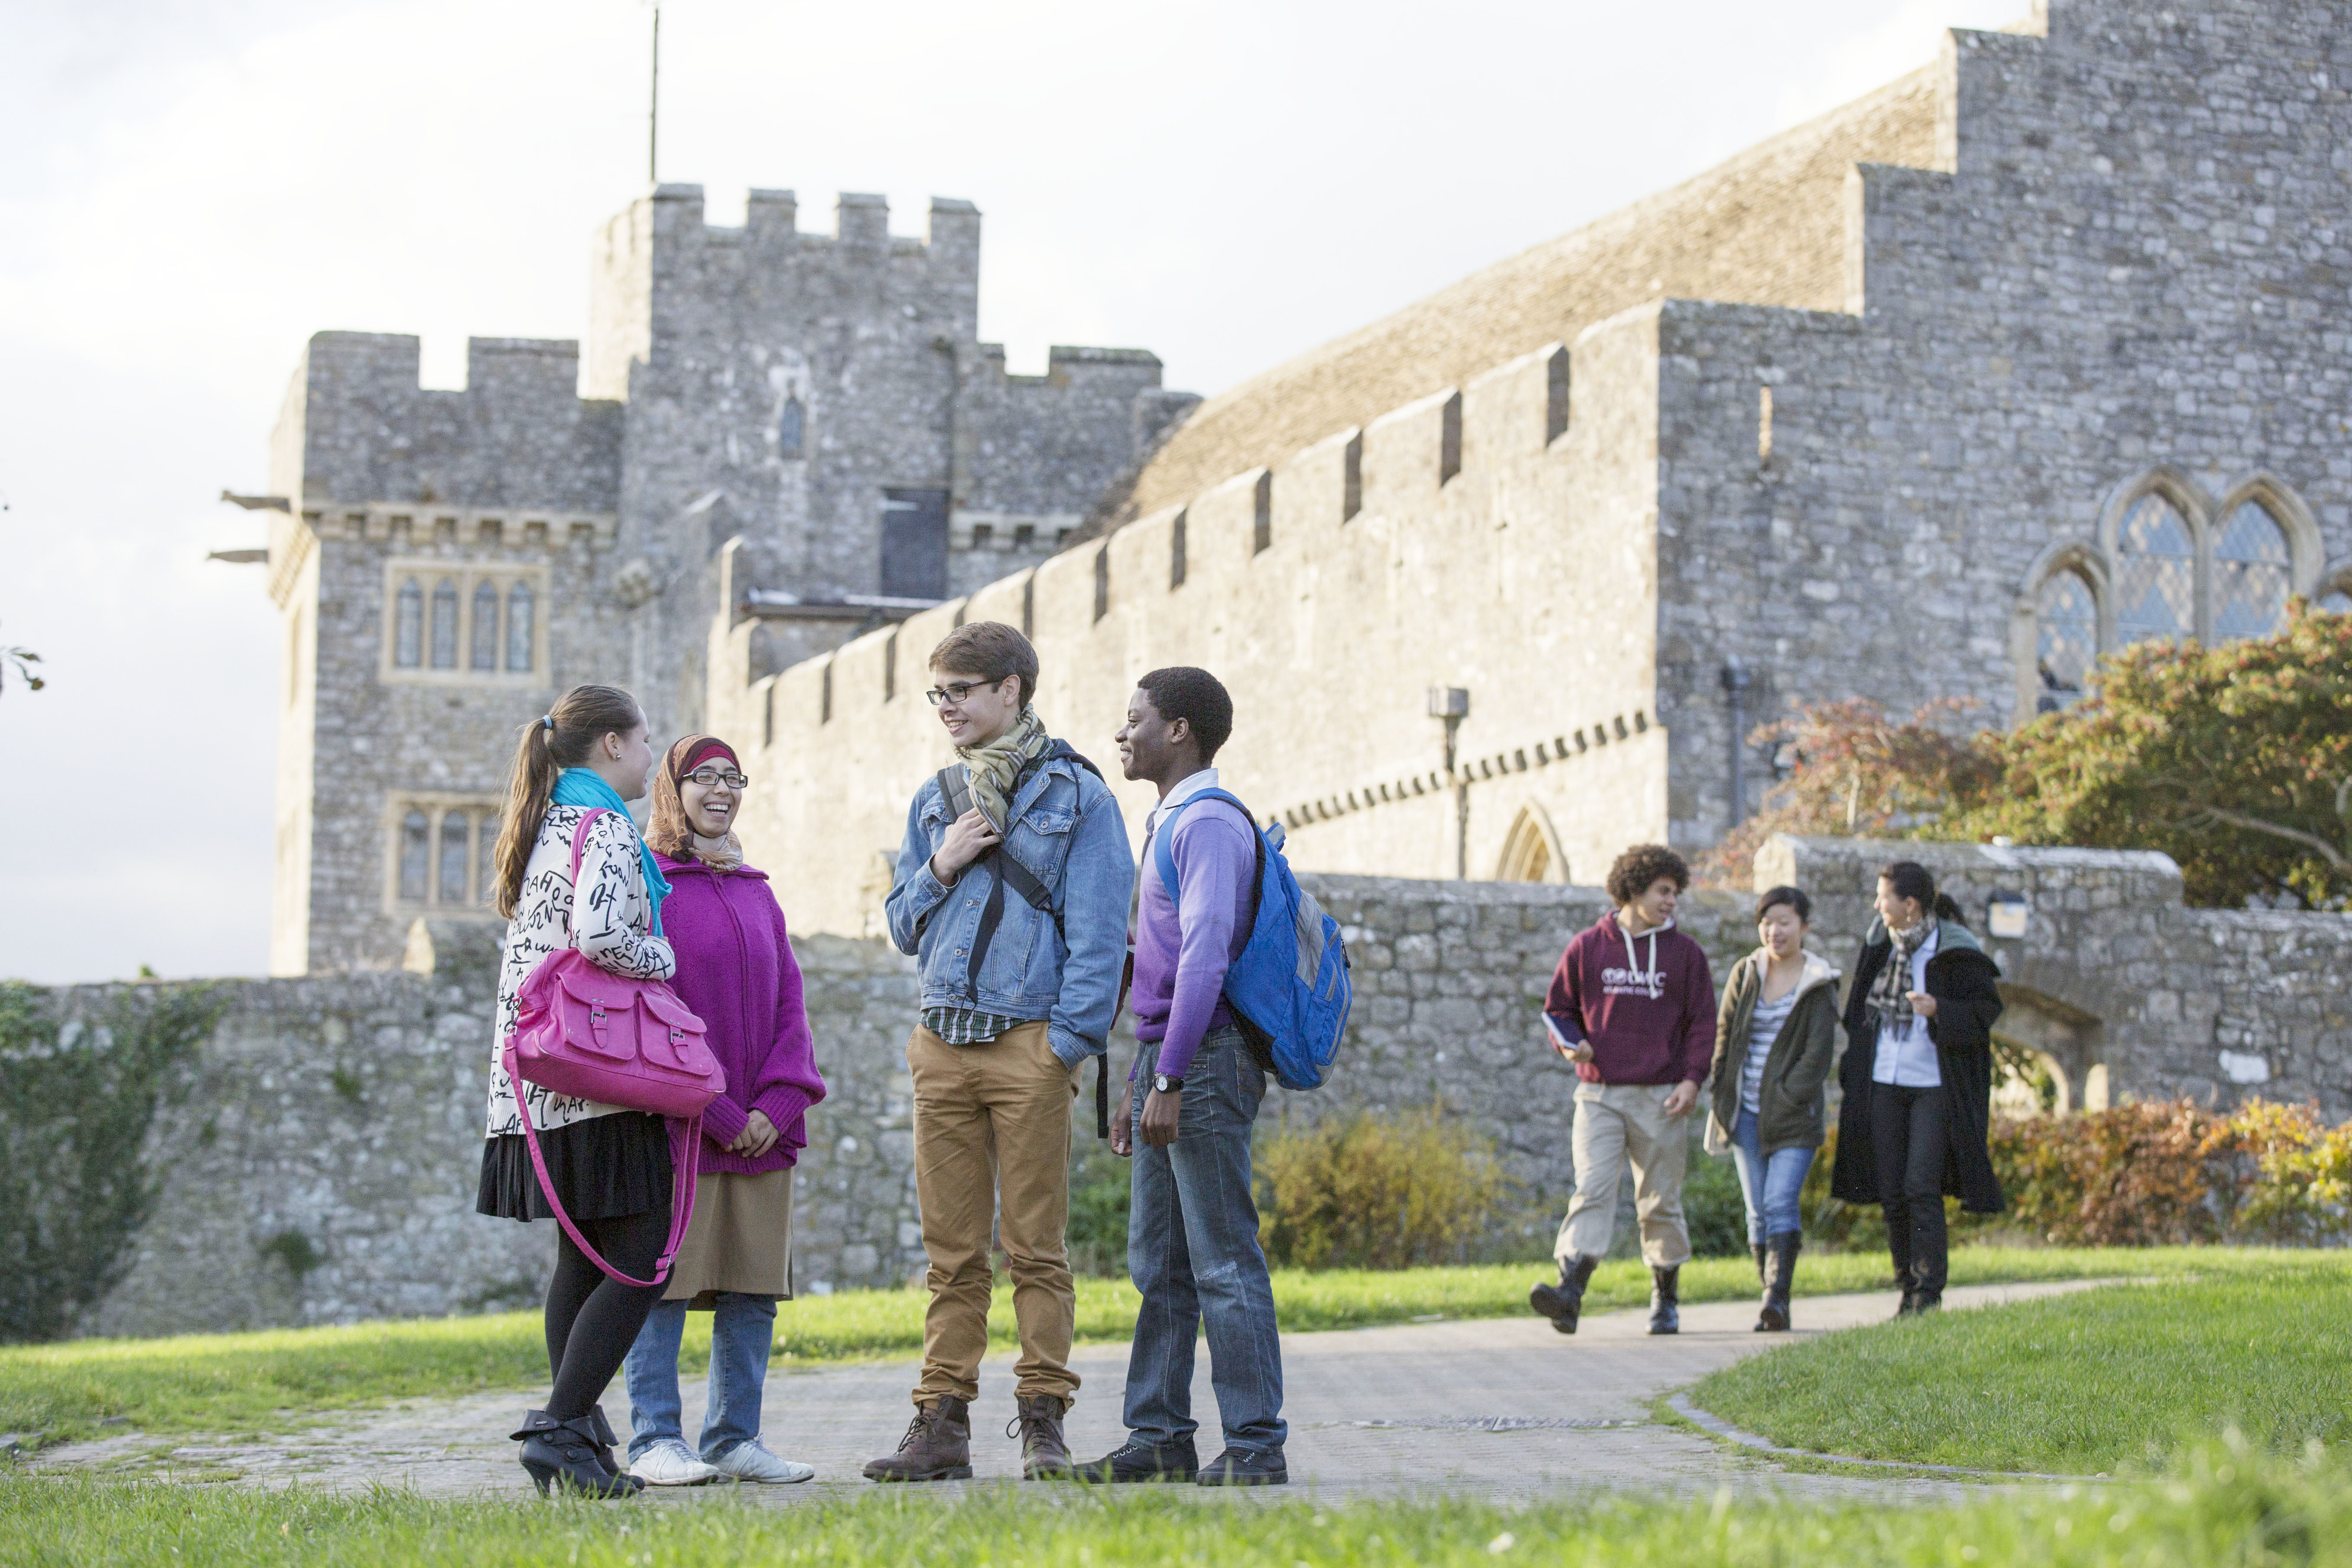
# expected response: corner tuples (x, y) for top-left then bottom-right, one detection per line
(42, 844), (2347, 1337)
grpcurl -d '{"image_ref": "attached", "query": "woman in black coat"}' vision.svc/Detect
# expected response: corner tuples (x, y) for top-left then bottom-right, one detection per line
(1829, 860), (2005, 1314)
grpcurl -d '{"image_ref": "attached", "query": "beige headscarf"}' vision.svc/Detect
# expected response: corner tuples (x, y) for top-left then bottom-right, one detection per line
(959, 706), (1052, 831)
(647, 734), (746, 871)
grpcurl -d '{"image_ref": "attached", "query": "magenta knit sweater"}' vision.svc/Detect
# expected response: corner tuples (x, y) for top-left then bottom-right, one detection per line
(653, 853), (829, 1174)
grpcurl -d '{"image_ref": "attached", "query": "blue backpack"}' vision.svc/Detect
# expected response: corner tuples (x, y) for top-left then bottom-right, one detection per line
(1152, 789), (1351, 1091)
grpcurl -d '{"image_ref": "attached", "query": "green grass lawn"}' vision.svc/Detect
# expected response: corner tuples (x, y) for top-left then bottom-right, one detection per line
(0, 1439), (2332, 1568)
(0, 1246), (2269, 1451)
(1692, 1254), (2352, 1474)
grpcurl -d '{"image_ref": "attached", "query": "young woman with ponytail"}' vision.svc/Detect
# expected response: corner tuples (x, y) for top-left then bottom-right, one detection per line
(475, 683), (676, 1499)
(1828, 860), (2007, 1316)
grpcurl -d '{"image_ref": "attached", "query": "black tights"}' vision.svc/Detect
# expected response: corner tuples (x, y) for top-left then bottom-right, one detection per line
(1870, 1081), (1950, 1297)
(543, 1207), (670, 1420)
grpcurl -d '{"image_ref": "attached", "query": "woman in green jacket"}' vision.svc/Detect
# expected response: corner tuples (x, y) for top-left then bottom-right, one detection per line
(1706, 886), (1841, 1332)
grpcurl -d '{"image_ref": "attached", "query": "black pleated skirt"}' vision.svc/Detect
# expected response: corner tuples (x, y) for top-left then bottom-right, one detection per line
(476, 1111), (673, 1222)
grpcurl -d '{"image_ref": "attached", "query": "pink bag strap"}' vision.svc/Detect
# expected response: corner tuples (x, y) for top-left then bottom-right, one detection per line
(509, 1073), (700, 1288)
(565, 808), (611, 951)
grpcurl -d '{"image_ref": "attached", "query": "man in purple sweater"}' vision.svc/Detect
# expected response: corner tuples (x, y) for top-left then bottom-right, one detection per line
(1076, 667), (1286, 1488)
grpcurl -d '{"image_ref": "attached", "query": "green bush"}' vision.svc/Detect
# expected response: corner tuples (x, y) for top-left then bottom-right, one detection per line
(1254, 1104), (1504, 1269)
(1064, 1140), (1131, 1278)
(1681, 1144), (1751, 1258)
(0, 983), (223, 1343)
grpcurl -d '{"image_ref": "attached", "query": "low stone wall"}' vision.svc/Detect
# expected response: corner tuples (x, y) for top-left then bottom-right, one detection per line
(18, 842), (2347, 1337)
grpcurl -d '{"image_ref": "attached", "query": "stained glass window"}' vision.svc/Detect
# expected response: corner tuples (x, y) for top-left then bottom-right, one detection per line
(394, 579), (423, 668)
(431, 580), (459, 668)
(471, 580), (500, 669)
(399, 811), (430, 901)
(2213, 501), (2293, 641)
(440, 811), (470, 904)
(506, 581), (534, 671)
(2036, 569), (2098, 713)
(2114, 493), (2195, 645)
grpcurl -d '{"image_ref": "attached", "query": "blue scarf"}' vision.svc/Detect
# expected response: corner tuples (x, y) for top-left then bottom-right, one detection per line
(551, 768), (672, 937)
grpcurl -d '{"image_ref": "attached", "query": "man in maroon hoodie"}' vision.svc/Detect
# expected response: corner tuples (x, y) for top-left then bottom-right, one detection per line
(1528, 845), (1716, 1336)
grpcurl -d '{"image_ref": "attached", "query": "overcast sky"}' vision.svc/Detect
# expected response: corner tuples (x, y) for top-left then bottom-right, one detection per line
(0, 0), (2019, 984)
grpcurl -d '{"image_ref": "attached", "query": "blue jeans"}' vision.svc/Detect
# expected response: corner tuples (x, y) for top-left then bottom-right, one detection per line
(1729, 1108), (1814, 1243)
(1123, 1026), (1285, 1456)
(622, 1292), (776, 1461)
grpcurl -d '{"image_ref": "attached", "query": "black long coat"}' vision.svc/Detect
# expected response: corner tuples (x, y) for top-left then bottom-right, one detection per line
(1828, 917), (2007, 1215)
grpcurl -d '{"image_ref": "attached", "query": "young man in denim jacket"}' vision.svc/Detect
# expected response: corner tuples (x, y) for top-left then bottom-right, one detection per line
(864, 622), (1134, 1484)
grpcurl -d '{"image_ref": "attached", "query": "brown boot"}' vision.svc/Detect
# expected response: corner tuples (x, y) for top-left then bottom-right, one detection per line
(861, 1396), (973, 1482)
(1010, 1395), (1073, 1480)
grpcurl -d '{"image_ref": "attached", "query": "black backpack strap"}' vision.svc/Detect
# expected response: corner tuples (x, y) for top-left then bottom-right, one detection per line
(1095, 1056), (1109, 1140)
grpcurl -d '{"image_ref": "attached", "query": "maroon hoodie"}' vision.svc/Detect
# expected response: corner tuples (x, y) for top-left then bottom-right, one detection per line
(1543, 911), (1717, 1086)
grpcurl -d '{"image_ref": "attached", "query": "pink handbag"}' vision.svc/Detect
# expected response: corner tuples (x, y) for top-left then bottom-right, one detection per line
(503, 808), (726, 1286)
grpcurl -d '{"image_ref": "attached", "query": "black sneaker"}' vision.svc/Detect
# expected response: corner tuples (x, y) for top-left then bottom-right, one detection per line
(1073, 1439), (1198, 1484)
(1197, 1447), (1287, 1487)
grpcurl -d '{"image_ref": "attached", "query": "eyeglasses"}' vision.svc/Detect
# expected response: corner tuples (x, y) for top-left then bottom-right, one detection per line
(683, 768), (749, 790)
(925, 679), (1006, 707)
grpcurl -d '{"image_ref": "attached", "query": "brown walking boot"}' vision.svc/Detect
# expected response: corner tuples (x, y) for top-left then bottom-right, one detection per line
(1009, 1394), (1073, 1480)
(861, 1396), (973, 1482)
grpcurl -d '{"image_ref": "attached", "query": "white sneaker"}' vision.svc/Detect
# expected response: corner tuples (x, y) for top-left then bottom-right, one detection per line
(630, 1438), (724, 1486)
(710, 1438), (815, 1484)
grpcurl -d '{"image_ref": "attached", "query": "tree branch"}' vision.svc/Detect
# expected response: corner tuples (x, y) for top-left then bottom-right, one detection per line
(2185, 804), (2351, 871)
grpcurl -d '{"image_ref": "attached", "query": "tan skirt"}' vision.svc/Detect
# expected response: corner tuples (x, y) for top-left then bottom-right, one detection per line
(661, 1167), (795, 1304)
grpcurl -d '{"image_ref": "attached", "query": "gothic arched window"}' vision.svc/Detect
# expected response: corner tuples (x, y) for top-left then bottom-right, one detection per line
(2035, 569), (2098, 713)
(470, 580), (500, 670)
(398, 810), (431, 901)
(2114, 493), (2195, 646)
(506, 580), (534, 671)
(439, 811), (471, 903)
(2213, 500), (2293, 640)
(430, 579), (460, 668)
(778, 395), (805, 460)
(394, 579), (424, 668)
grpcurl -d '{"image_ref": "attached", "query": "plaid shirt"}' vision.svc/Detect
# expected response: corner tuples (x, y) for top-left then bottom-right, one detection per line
(922, 1006), (1020, 1046)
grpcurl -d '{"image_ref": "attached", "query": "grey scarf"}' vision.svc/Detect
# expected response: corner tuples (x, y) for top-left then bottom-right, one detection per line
(1870, 916), (1937, 1039)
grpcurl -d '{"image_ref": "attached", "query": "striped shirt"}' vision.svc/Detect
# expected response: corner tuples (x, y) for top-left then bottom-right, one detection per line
(1739, 987), (1800, 1115)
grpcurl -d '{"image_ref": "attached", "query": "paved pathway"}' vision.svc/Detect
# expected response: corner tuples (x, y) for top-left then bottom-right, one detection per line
(26, 1280), (2102, 1504)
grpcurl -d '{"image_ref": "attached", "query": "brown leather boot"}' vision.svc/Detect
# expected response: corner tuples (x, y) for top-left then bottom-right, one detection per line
(861, 1396), (973, 1482)
(1010, 1395), (1073, 1480)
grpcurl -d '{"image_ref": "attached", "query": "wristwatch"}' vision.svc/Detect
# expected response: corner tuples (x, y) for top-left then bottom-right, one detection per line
(1153, 1073), (1184, 1094)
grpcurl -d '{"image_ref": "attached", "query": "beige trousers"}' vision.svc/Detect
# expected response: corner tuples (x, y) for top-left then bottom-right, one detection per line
(906, 1020), (1081, 1406)
(1555, 1082), (1693, 1269)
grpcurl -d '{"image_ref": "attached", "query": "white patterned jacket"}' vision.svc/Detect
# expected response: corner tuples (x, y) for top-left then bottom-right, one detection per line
(484, 803), (677, 1138)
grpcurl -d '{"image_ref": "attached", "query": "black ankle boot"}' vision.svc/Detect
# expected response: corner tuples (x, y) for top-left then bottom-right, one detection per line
(585, 1404), (644, 1494)
(511, 1410), (637, 1498)
(1529, 1254), (1599, 1335)
(1647, 1265), (1680, 1335)
(1756, 1233), (1800, 1332)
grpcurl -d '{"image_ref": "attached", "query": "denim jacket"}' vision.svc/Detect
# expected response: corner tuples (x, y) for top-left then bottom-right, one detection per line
(885, 748), (1136, 1069)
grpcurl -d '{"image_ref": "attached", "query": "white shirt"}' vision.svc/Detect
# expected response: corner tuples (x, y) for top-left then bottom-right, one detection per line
(1147, 767), (1222, 837)
(1870, 924), (1943, 1088)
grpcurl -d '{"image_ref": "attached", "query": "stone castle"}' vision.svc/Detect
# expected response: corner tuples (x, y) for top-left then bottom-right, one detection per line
(242, 0), (2352, 974)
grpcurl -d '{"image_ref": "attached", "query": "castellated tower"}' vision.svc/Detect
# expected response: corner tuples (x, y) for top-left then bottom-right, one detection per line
(263, 186), (1191, 974)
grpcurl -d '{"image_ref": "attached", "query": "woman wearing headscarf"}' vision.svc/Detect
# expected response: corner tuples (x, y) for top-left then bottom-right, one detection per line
(1829, 860), (2006, 1317)
(477, 684), (675, 1499)
(620, 735), (829, 1487)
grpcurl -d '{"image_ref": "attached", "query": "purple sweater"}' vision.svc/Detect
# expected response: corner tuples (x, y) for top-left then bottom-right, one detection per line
(655, 852), (829, 1175)
(1129, 793), (1256, 1081)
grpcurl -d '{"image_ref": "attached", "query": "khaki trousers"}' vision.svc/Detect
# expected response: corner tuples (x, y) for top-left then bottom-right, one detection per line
(1555, 1082), (1693, 1269)
(907, 1021), (1081, 1406)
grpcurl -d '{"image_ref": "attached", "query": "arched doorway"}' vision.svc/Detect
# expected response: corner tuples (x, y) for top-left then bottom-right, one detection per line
(1495, 803), (1568, 884)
